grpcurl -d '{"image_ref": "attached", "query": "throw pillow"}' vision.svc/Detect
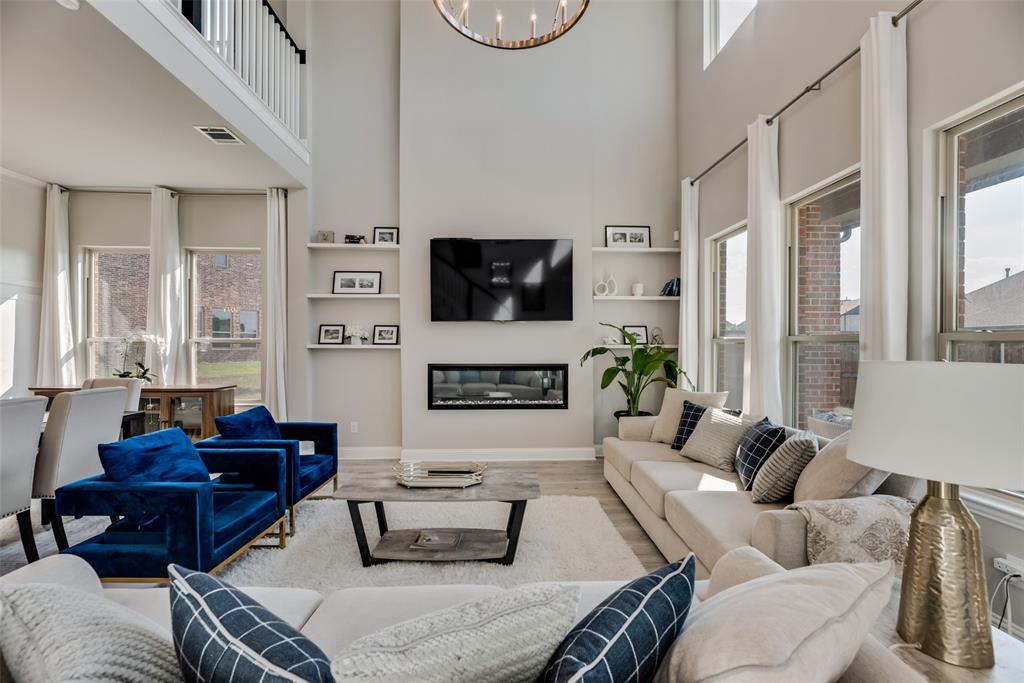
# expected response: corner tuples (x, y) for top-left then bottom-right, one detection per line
(654, 560), (895, 683)
(99, 427), (209, 483)
(734, 418), (788, 490)
(680, 409), (760, 471)
(706, 546), (786, 598)
(670, 400), (709, 450)
(169, 564), (333, 683)
(787, 495), (917, 566)
(215, 404), (283, 441)
(0, 583), (180, 683)
(750, 430), (819, 503)
(793, 432), (890, 502)
(651, 388), (729, 444)
(541, 554), (696, 683)
(332, 583), (579, 683)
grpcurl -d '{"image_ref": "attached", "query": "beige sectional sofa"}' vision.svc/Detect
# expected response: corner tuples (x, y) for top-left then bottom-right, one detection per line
(603, 412), (923, 578)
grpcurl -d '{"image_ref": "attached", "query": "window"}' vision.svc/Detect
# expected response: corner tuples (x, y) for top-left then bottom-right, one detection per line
(711, 227), (746, 410)
(941, 96), (1024, 367)
(189, 251), (262, 403)
(86, 249), (151, 378)
(704, 0), (756, 68)
(788, 175), (861, 429)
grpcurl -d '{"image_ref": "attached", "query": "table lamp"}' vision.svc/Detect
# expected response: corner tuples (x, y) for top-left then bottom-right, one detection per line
(847, 361), (1024, 668)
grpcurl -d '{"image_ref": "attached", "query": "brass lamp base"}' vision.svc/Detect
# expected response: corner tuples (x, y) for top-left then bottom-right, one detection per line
(898, 481), (994, 669)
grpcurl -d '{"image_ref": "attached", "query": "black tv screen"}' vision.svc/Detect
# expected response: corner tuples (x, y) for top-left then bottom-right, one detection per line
(430, 238), (573, 321)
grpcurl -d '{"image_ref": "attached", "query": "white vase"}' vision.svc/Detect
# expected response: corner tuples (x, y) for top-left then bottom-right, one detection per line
(632, 283), (645, 297)
(350, 337), (363, 346)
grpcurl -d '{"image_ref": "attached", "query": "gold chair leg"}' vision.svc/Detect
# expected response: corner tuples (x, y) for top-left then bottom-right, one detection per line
(333, 475), (338, 492)
(289, 505), (296, 536)
(278, 519), (286, 548)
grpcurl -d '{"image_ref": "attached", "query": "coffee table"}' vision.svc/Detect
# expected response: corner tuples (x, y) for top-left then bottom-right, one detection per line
(333, 462), (541, 567)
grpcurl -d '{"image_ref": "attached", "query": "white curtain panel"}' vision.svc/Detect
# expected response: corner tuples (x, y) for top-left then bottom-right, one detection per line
(146, 187), (188, 385)
(679, 178), (700, 388)
(36, 184), (78, 385)
(859, 11), (909, 361)
(263, 188), (288, 419)
(743, 115), (785, 422)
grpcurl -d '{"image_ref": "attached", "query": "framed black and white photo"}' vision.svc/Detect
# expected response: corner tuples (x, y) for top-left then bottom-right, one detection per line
(372, 325), (400, 345)
(605, 225), (651, 249)
(332, 271), (382, 295)
(373, 227), (399, 245)
(315, 230), (335, 243)
(623, 325), (649, 345)
(318, 324), (346, 345)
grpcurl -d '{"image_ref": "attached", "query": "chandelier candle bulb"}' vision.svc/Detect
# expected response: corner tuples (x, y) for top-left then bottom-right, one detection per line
(495, 10), (502, 39)
(458, 0), (468, 25)
(559, 0), (567, 24)
(530, 12), (537, 38)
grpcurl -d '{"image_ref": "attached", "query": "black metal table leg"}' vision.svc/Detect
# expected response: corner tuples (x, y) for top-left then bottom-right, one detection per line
(374, 501), (388, 535)
(497, 500), (528, 565)
(347, 501), (373, 567)
(16, 510), (38, 563)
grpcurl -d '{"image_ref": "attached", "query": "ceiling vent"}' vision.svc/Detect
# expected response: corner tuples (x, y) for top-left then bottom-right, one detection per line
(194, 126), (245, 145)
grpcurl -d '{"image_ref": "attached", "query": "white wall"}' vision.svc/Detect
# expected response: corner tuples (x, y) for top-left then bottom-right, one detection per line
(676, 0), (1024, 630)
(0, 172), (46, 397)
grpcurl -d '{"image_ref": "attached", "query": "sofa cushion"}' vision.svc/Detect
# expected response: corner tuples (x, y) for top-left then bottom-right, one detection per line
(706, 546), (786, 598)
(631, 460), (740, 518)
(751, 430), (819, 503)
(169, 564), (333, 683)
(734, 418), (788, 489)
(297, 454), (336, 498)
(98, 427), (209, 483)
(664, 491), (785, 568)
(651, 388), (729, 444)
(603, 438), (681, 481)
(670, 400), (709, 450)
(215, 405), (282, 440)
(794, 432), (890, 502)
(680, 409), (760, 472)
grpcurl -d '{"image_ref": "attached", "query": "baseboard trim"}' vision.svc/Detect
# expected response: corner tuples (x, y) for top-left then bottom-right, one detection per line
(400, 447), (596, 462)
(338, 446), (402, 460)
(990, 613), (1024, 641)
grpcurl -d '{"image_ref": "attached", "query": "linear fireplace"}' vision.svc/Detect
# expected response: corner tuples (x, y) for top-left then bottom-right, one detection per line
(428, 364), (568, 410)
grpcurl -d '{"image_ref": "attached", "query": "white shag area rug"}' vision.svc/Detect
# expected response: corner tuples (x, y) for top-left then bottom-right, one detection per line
(218, 496), (645, 593)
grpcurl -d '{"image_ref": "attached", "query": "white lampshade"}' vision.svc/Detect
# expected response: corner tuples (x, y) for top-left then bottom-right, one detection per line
(847, 361), (1024, 490)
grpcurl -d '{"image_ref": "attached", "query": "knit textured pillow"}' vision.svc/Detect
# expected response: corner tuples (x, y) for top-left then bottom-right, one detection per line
(169, 564), (333, 683)
(734, 419), (789, 490)
(751, 430), (820, 503)
(332, 583), (579, 683)
(671, 401), (709, 450)
(680, 409), (760, 471)
(0, 583), (180, 683)
(541, 554), (696, 683)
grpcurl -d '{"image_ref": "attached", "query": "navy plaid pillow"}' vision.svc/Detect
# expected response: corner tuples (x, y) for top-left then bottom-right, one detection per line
(168, 564), (332, 683)
(671, 401), (708, 450)
(541, 554), (696, 682)
(735, 418), (789, 490)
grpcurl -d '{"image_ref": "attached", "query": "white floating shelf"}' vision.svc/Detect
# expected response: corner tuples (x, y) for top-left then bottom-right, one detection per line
(599, 344), (678, 349)
(307, 344), (401, 350)
(592, 247), (680, 254)
(307, 293), (401, 299)
(593, 296), (680, 301)
(307, 243), (399, 251)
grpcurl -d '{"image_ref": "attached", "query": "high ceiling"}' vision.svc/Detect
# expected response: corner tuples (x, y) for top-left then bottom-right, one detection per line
(0, 0), (298, 190)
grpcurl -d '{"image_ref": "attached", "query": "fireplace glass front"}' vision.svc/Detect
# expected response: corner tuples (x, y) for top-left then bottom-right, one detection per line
(428, 364), (568, 410)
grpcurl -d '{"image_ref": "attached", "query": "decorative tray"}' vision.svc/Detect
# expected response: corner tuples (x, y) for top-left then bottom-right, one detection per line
(394, 461), (486, 488)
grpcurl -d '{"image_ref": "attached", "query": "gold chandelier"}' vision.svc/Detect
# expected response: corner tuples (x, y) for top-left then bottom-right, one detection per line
(432, 0), (590, 50)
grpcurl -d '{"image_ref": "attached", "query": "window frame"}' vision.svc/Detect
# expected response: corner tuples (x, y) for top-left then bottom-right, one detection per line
(708, 223), (747, 400)
(703, 0), (756, 69)
(186, 248), (263, 404)
(785, 172), (861, 426)
(939, 94), (1024, 361)
(84, 246), (150, 378)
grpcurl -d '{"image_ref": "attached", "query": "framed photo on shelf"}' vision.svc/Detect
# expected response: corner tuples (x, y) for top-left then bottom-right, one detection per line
(373, 227), (399, 245)
(372, 325), (400, 345)
(605, 225), (651, 249)
(623, 325), (649, 345)
(318, 324), (346, 345)
(315, 230), (335, 243)
(332, 271), (382, 295)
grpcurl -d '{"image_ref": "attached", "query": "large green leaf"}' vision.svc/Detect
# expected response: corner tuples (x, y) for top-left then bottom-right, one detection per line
(600, 366), (622, 389)
(579, 346), (611, 365)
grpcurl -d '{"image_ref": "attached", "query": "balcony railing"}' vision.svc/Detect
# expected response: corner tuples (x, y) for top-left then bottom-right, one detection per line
(174, 0), (304, 139)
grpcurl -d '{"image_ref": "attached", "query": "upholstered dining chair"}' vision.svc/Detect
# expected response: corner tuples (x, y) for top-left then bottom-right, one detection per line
(0, 396), (48, 562)
(80, 377), (144, 412)
(33, 387), (127, 550)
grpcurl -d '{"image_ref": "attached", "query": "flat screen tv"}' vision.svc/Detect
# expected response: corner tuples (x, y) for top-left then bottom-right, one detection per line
(430, 238), (573, 321)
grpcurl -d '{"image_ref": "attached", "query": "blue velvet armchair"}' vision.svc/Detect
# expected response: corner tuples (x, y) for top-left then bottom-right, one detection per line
(54, 447), (288, 581)
(199, 418), (338, 534)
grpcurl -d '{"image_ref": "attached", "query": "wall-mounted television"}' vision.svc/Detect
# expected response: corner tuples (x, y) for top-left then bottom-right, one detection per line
(430, 238), (573, 321)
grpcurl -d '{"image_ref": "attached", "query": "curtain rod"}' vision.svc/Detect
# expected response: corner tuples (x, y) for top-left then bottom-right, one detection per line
(65, 188), (269, 197)
(689, 0), (926, 186)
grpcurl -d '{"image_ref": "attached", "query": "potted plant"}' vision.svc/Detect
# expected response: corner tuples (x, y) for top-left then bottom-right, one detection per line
(581, 323), (694, 419)
(113, 330), (157, 382)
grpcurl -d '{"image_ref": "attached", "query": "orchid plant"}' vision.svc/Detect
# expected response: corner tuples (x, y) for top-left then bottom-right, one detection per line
(113, 330), (159, 382)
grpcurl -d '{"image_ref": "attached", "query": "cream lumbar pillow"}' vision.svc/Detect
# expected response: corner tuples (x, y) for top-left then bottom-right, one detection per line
(679, 408), (759, 471)
(651, 388), (729, 444)
(332, 583), (579, 683)
(793, 432), (890, 502)
(655, 561), (895, 683)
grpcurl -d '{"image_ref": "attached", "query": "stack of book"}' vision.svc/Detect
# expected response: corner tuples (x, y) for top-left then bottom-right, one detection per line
(394, 461), (486, 488)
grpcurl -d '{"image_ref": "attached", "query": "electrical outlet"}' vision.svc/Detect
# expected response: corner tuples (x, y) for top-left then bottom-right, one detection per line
(350, 421), (359, 434)
(993, 556), (1024, 586)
